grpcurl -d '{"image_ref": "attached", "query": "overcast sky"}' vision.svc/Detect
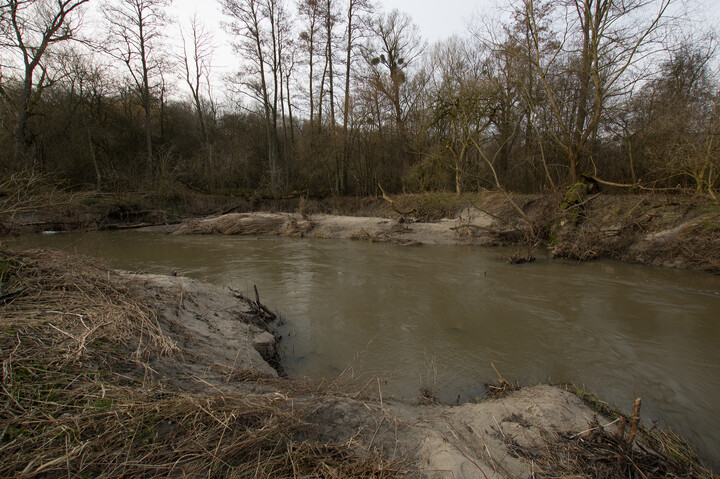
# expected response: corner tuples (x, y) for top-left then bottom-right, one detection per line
(164, 0), (720, 101)
(167, 0), (504, 91)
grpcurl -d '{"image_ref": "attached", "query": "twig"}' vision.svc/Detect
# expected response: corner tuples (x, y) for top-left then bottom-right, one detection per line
(626, 398), (642, 445)
(570, 418), (621, 439)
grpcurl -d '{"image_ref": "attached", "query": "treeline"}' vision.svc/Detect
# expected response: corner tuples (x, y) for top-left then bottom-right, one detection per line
(1, 0), (718, 199)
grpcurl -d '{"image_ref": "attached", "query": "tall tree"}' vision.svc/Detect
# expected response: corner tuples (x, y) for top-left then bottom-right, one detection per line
(430, 37), (498, 194)
(521, 0), (672, 182)
(221, 0), (285, 188)
(297, 0), (321, 134)
(339, 0), (372, 194)
(365, 10), (424, 134)
(0, 0), (90, 166)
(180, 13), (216, 162)
(103, 0), (171, 184)
(322, 0), (339, 129)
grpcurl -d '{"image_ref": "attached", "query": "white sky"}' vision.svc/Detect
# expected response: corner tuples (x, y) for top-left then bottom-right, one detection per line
(365, 0), (496, 42)
(163, 0), (720, 102)
(166, 0), (503, 100)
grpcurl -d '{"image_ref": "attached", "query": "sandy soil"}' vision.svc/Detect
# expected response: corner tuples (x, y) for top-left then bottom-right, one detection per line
(167, 193), (720, 273)
(169, 209), (501, 247)
(2, 248), (709, 477)
(138, 272), (620, 478)
(121, 273), (281, 385)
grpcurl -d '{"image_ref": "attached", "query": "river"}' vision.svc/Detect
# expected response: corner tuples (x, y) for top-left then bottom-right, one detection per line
(9, 231), (720, 464)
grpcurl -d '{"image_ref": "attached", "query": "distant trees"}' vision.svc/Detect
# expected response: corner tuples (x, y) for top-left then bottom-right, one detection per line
(0, 0), (717, 200)
(0, 0), (90, 167)
(429, 37), (498, 194)
(180, 14), (216, 168)
(339, 0), (373, 194)
(220, 0), (284, 189)
(103, 0), (171, 184)
(634, 42), (720, 198)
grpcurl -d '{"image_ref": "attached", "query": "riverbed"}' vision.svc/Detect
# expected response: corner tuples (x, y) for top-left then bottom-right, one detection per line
(9, 230), (720, 464)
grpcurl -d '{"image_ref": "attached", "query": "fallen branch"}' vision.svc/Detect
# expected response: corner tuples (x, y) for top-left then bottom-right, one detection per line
(230, 286), (278, 323)
(377, 184), (416, 216)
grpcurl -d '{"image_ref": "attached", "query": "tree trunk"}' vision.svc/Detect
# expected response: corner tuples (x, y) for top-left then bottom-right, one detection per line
(13, 78), (32, 166)
(144, 93), (153, 182)
(341, 5), (353, 195)
(569, 1), (592, 183)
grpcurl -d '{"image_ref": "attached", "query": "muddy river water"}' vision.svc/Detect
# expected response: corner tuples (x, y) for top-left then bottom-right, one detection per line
(10, 231), (720, 464)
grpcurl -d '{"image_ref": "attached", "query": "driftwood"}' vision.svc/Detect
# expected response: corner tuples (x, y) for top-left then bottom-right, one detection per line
(626, 397), (642, 445)
(230, 285), (278, 324)
(106, 222), (156, 230)
(378, 184), (417, 216)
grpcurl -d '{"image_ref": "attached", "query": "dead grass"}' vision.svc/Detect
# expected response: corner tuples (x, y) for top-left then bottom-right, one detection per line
(0, 249), (408, 478)
(507, 420), (715, 479)
(539, 384), (719, 479)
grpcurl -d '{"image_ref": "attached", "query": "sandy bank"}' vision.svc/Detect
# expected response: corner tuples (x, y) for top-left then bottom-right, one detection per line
(116, 273), (633, 477)
(169, 210), (504, 246)
(168, 192), (720, 273)
(4, 190), (718, 272)
(1, 249), (711, 477)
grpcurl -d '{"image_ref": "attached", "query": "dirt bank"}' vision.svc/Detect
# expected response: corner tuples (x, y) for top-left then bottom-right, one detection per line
(1, 249), (713, 477)
(3, 183), (718, 273)
(168, 192), (720, 273)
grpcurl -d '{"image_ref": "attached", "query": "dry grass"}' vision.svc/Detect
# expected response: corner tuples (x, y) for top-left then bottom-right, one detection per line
(0, 249), (408, 478)
(535, 385), (719, 479)
(507, 419), (715, 479)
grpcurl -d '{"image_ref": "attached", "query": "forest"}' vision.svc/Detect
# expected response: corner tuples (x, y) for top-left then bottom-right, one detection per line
(1, 0), (718, 200)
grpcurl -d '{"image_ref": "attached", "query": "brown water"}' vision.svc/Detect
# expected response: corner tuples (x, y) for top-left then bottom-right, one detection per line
(9, 231), (720, 464)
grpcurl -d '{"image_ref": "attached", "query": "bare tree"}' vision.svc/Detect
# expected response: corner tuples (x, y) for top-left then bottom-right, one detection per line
(430, 37), (498, 194)
(103, 0), (170, 183)
(180, 13), (216, 161)
(365, 10), (425, 133)
(56, 48), (110, 189)
(339, 0), (373, 194)
(322, 0), (340, 129)
(221, 0), (285, 188)
(0, 0), (90, 166)
(636, 41), (720, 197)
(298, 0), (321, 134)
(520, 0), (672, 183)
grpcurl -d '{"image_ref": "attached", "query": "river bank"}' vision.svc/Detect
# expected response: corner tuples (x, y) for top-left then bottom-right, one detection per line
(166, 192), (720, 273)
(0, 249), (714, 478)
(3, 188), (718, 273)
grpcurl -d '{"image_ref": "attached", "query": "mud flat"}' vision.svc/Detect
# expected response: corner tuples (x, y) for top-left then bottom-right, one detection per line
(0, 249), (713, 478)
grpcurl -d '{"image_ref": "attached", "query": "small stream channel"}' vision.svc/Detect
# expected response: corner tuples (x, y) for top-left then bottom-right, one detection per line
(8, 231), (720, 465)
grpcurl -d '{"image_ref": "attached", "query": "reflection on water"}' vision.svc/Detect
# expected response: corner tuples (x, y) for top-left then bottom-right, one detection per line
(9, 231), (720, 464)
